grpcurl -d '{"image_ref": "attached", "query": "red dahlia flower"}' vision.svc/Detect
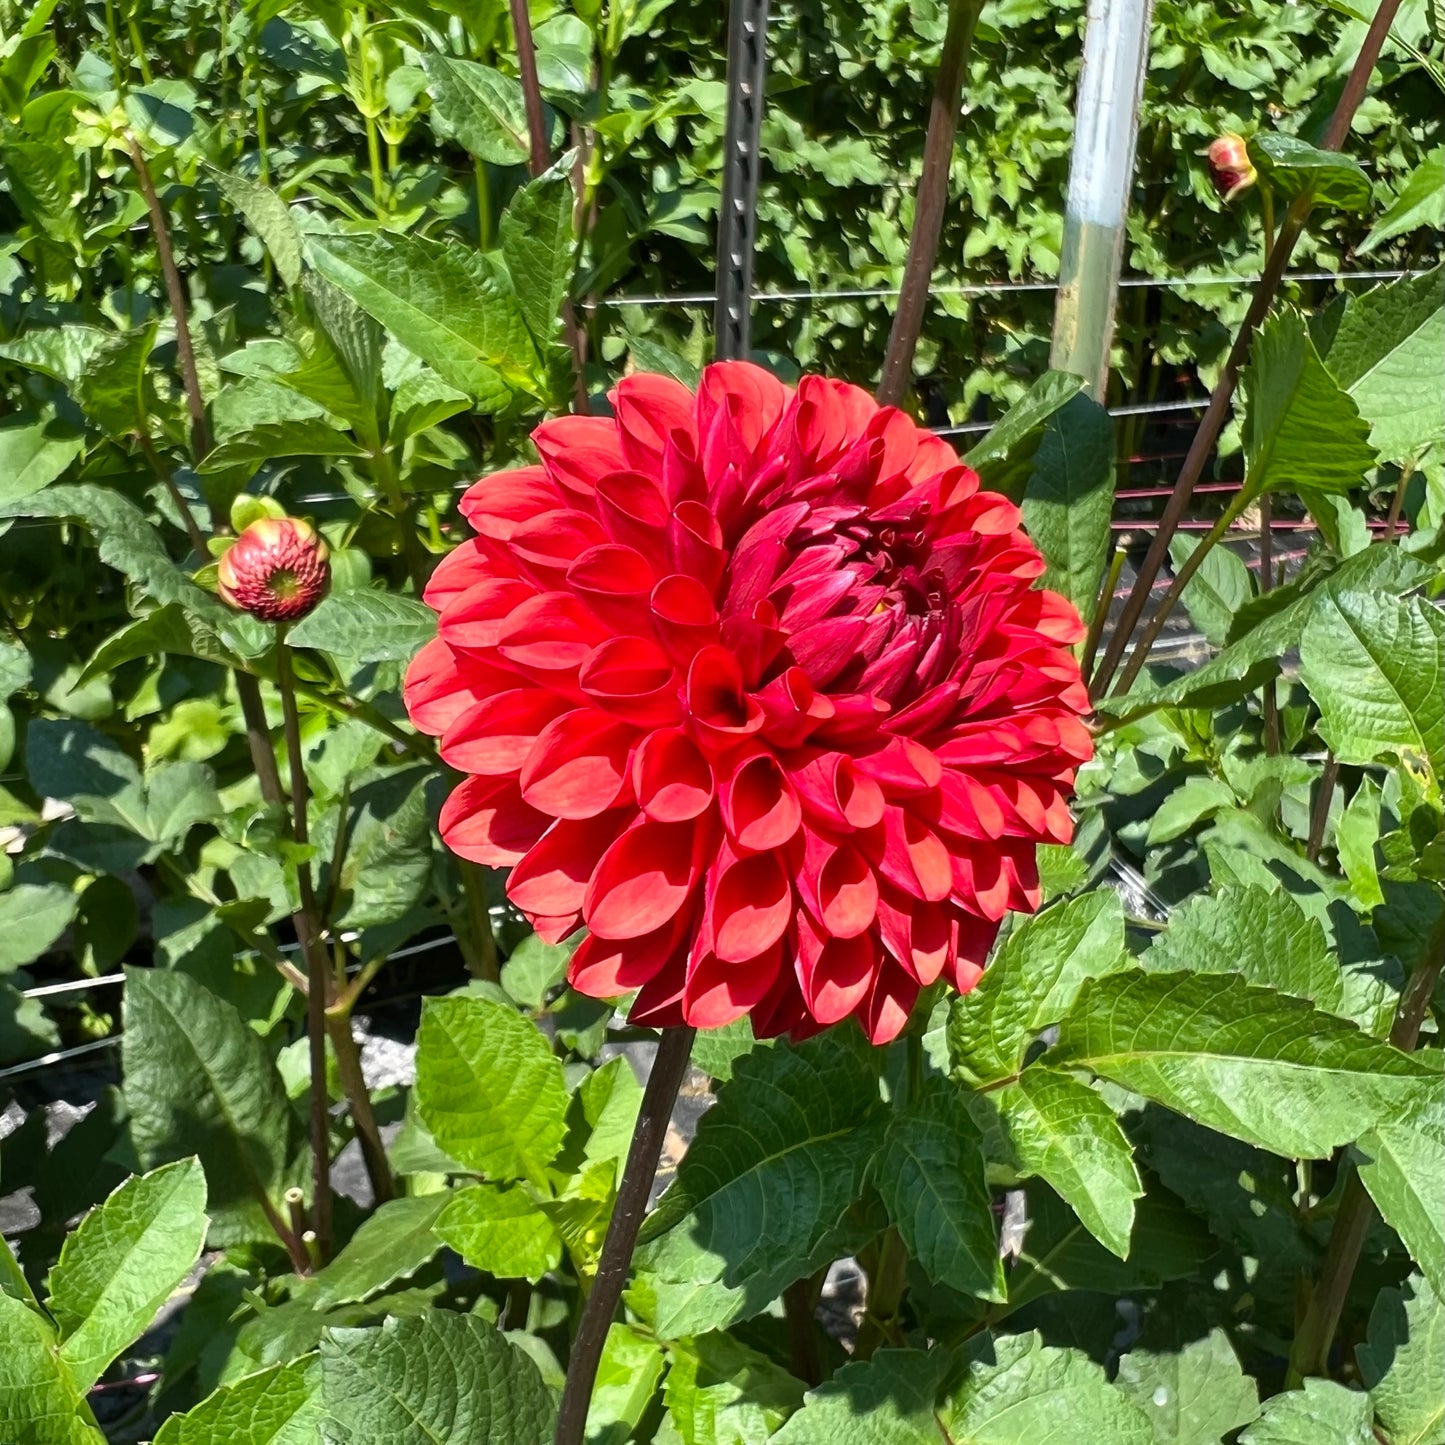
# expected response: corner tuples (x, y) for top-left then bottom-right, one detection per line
(406, 364), (1092, 1043)
(1204, 132), (1257, 203)
(217, 516), (331, 623)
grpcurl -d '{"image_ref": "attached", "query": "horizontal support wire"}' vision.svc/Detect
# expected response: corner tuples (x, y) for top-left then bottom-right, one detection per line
(581, 267), (1416, 311)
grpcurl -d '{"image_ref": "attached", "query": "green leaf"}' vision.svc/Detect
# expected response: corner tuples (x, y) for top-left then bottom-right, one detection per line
(0, 419), (82, 505)
(306, 1193), (450, 1309)
(1300, 592), (1444, 779)
(997, 1067), (1141, 1258)
(1240, 1379), (1374, 1445)
(319, 1312), (556, 1444)
(153, 1357), (321, 1445)
(307, 233), (535, 407)
(422, 54), (532, 165)
(47, 1159), (208, 1390)
(1240, 309), (1376, 505)
(1249, 132), (1373, 210)
(122, 967), (306, 1246)
(1142, 885), (1348, 1016)
(586, 1324), (665, 1445)
(73, 324), (157, 440)
(637, 1030), (883, 1335)
(1168, 532), (1254, 648)
(1322, 267), (1445, 465)
(1356, 1088), (1445, 1281)
(964, 369), (1086, 478)
(1359, 1275), (1445, 1445)
(0, 882), (78, 972)
(948, 890), (1129, 1087)
(558, 1054), (643, 1179)
(1362, 148), (1445, 253)
(198, 419), (366, 473)
(877, 1082), (1003, 1299)
(1146, 776), (1237, 846)
(500, 931), (574, 1012)
(414, 994), (568, 1185)
(287, 588), (437, 663)
(0, 1292), (105, 1445)
(1338, 776), (1387, 910)
(209, 169), (304, 290)
(1115, 1329), (1260, 1445)
(433, 1183), (563, 1281)
(1051, 971), (1440, 1158)
(1103, 545), (1432, 721)
(662, 1332), (806, 1444)
(500, 168), (576, 349)
(773, 1333), (1153, 1445)
(1020, 393), (1115, 623)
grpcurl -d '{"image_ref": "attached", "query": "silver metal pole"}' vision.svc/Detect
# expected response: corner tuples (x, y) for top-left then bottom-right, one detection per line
(1049, 0), (1155, 399)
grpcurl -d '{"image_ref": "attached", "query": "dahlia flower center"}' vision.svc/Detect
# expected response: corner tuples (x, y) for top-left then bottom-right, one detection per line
(268, 567), (301, 599)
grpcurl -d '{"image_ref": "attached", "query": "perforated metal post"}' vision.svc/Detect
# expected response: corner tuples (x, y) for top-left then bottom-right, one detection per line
(714, 0), (771, 362)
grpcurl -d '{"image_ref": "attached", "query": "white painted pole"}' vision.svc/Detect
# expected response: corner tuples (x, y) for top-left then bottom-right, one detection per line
(1050, 0), (1156, 400)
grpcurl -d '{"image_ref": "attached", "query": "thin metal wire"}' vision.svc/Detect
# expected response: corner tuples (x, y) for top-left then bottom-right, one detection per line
(582, 267), (1415, 311)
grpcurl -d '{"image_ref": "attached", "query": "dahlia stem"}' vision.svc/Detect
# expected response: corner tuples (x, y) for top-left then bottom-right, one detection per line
(128, 136), (211, 460)
(275, 632), (335, 1260)
(876, 0), (984, 408)
(1092, 0), (1406, 700)
(507, 0), (590, 413)
(553, 1025), (695, 1445)
(324, 1001), (396, 1205)
(1287, 910), (1445, 1385)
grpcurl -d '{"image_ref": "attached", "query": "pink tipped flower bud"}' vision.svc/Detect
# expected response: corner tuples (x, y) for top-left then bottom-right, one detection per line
(1205, 133), (1256, 203)
(217, 517), (331, 622)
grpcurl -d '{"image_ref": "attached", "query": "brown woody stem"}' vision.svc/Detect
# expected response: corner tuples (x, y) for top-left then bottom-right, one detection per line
(276, 634), (335, 1260)
(1092, 0), (1406, 700)
(1287, 909), (1445, 1384)
(553, 1026), (695, 1445)
(877, 0), (983, 408)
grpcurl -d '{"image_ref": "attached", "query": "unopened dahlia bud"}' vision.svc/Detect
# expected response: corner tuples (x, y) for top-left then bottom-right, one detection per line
(217, 517), (330, 622)
(1205, 132), (1256, 203)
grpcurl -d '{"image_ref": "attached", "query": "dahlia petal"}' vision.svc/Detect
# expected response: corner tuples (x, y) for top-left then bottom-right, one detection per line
(904, 900), (950, 986)
(523, 915), (575, 947)
(424, 538), (499, 609)
(584, 817), (706, 940)
(495, 592), (609, 675)
(860, 958), (919, 1044)
(784, 615), (872, 690)
(697, 361), (791, 460)
(632, 727), (715, 821)
(626, 963), (687, 1029)
(667, 501), (727, 595)
(509, 510), (610, 583)
(404, 636), (486, 737)
(531, 415), (624, 504)
(569, 914), (689, 996)
(686, 645), (764, 745)
(459, 466), (563, 541)
(520, 709), (637, 819)
(720, 752), (801, 852)
(579, 635), (682, 727)
(755, 668), (834, 749)
(712, 853), (792, 963)
(878, 809), (952, 903)
(437, 578), (537, 652)
(566, 544), (655, 634)
(950, 847), (1011, 922)
(796, 913), (875, 1025)
(948, 913), (999, 992)
(596, 469), (671, 554)
(854, 735), (943, 796)
(818, 843), (878, 939)
(935, 769), (1008, 840)
(683, 942), (783, 1028)
(650, 574), (721, 664)
(439, 774), (550, 866)
(440, 689), (572, 774)
(508, 811), (627, 918)
(611, 372), (697, 473)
